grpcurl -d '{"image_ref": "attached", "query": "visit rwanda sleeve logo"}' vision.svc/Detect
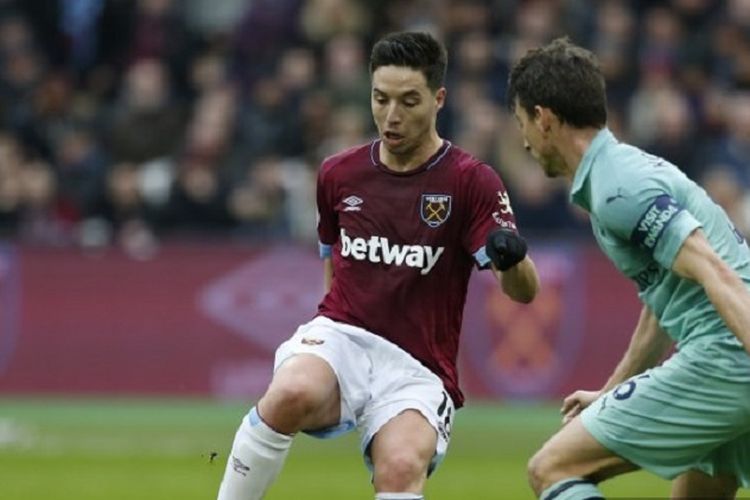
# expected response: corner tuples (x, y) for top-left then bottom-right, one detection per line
(420, 194), (452, 228)
(631, 194), (683, 250)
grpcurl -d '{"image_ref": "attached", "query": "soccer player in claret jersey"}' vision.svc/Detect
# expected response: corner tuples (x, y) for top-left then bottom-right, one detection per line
(216, 31), (540, 500)
(508, 37), (750, 500)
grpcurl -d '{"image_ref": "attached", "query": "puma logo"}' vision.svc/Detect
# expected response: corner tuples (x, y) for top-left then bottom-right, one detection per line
(605, 188), (626, 204)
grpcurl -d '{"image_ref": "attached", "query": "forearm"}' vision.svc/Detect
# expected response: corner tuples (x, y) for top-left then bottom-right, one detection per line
(702, 266), (750, 354)
(495, 256), (539, 303)
(600, 306), (672, 393)
(671, 231), (750, 356)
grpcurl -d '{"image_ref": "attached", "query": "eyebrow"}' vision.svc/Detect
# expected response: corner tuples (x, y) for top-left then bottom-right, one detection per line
(372, 88), (421, 98)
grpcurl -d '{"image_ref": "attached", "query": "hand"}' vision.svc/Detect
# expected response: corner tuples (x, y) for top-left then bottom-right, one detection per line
(486, 228), (527, 271)
(560, 390), (600, 425)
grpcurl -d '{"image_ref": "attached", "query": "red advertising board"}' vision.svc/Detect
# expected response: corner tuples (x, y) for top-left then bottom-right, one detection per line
(0, 242), (641, 400)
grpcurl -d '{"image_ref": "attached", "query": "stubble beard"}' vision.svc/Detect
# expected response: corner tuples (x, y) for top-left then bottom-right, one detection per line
(540, 150), (565, 178)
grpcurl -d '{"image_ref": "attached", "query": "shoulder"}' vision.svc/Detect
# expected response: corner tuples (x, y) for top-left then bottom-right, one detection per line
(319, 141), (375, 178)
(446, 143), (503, 183)
(590, 143), (667, 211)
(591, 143), (675, 199)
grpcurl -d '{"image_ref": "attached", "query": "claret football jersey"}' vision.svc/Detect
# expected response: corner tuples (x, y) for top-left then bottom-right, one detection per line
(316, 139), (518, 407)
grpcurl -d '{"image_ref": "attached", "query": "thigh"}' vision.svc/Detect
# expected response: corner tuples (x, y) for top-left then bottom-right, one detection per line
(694, 430), (750, 490)
(358, 340), (454, 476)
(266, 318), (373, 436)
(532, 417), (638, 486)
(369, 409), (438, 492)
(260, 353), (341, 433)
(671, 469), (737, 499)
(581, 355), (750, 481)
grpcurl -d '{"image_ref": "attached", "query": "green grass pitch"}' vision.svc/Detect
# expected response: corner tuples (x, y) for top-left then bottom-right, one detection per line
(0, 398), (745, 499)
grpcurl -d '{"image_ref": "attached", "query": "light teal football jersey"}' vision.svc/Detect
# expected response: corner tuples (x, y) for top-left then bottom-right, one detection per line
(570, 128), (750, 354)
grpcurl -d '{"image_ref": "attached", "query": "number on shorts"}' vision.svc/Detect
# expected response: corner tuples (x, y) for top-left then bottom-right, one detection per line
(437, 391), (452, 440)
(613, 373), (650, 401)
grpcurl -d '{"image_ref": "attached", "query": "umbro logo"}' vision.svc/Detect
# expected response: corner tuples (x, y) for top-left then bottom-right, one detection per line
(343, 195), (363, 212)
(232, 456), (250, 476)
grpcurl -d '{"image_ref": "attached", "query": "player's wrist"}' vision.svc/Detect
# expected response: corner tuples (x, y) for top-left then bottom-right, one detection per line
(486, 228), (527, 271)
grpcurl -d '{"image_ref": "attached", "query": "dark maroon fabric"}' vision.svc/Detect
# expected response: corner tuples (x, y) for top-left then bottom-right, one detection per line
(316, 140), (517, 407)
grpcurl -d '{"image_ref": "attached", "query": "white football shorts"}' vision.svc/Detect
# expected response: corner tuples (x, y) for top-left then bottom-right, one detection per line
(274, 315), (454, 474)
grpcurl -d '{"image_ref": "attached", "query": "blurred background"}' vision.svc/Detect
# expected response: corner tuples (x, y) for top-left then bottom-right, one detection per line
(0, 0), (749, 498)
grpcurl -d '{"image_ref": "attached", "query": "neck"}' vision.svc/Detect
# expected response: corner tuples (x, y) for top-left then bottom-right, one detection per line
(380, 131), (443, 172)
(556, 126), (602, 182)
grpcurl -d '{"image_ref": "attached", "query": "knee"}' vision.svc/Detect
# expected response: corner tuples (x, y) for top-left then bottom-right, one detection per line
(527, 447), (559, 496)
(374, 450), (428, 492)
(260, 377), (328, 428)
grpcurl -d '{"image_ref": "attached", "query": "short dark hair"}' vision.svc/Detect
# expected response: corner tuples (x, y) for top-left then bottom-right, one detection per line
(508, 37), (607, 128)
(369, 32), (447, 91)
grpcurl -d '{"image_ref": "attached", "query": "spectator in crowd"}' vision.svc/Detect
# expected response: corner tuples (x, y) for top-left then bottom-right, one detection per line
(0, 0), (746, 251)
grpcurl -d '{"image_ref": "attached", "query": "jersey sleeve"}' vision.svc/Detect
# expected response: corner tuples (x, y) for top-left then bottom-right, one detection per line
(462, 163), (518, 268)
(316, 161), (338, 259)
(595, 176), (702, 269)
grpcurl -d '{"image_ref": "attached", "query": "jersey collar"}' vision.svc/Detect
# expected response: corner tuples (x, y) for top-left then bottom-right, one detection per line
(370, 139), (452, 176)
(570, 127), (614, 210)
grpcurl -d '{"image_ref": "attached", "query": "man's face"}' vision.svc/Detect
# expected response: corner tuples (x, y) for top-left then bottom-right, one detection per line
(513, 98), (564, 177)
(371, 65), (444, 156)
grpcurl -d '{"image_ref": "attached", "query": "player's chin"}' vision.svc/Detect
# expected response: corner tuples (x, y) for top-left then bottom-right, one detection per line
(542, 167), (559, 178)
(540, 159), (559, 177)
(383, 138), (410, 154)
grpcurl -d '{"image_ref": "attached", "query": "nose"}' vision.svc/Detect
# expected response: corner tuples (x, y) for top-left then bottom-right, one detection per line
(386, 102), (402, 125)
(524, 140), (531, 152)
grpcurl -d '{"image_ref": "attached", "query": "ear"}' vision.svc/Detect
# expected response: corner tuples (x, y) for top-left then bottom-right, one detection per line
(435, 87), (447, 110)
(534, 105), (555, 133)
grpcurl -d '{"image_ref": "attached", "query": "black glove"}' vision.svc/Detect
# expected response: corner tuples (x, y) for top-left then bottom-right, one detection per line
(486, 228), (527, 271)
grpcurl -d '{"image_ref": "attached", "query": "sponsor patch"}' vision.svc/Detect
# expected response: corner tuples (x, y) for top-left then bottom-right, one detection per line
(631, 194), (683, 250)
(420, 194), (452, 228)
(339, 228), (444, 275)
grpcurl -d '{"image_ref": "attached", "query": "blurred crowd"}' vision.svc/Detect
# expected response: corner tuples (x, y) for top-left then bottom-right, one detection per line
(0, 0), (749, 255)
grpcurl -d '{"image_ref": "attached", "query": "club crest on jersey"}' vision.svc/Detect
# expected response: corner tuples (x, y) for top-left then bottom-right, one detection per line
(420, 194), (452, 228)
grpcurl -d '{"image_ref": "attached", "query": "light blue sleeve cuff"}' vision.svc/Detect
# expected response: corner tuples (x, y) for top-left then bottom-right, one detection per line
(474, 246), (491, 269)
(319, 242), (332, 259)
(654, 210), (702, 269)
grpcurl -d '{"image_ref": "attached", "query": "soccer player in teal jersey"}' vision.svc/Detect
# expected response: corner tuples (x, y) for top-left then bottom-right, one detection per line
(508, 37), (750, 500)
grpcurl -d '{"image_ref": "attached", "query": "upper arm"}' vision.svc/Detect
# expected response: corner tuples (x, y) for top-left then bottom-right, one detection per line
(638, 304), (669, 344)
(317, 163), (339, 246)
(597, 177), (701, 269)
(317, 164), (338, 293)
(672, 229), (731, 285)
(463, 163), (519, 268)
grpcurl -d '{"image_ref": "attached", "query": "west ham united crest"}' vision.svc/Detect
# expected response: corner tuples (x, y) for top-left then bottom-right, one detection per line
(420, 194), (452, 228)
